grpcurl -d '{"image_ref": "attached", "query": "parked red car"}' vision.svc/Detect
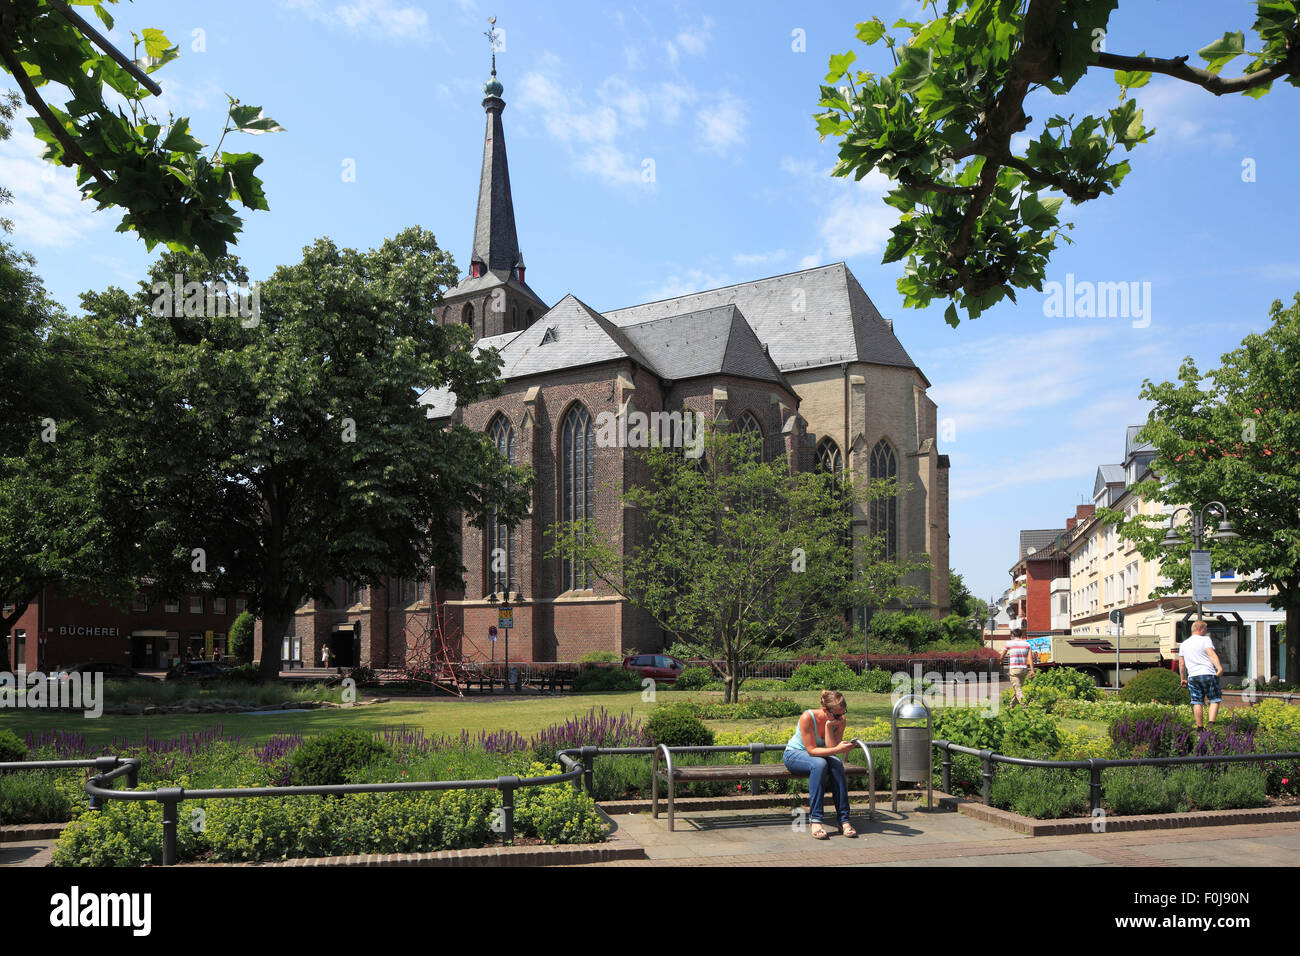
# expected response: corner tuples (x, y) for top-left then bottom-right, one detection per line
(622, 653), (686, 683)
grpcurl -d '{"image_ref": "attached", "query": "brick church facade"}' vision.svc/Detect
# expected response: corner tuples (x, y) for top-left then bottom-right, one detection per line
(262, 65), (950, 668)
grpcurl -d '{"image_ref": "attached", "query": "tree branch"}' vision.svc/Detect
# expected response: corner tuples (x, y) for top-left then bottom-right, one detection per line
(0, 37), (114, 191)
(1095, 49), (1300, 97)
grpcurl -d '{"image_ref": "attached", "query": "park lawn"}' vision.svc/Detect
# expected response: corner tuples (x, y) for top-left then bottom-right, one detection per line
(0, 689), (900, 748)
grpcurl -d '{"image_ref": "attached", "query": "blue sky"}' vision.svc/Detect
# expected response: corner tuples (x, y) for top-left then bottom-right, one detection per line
(3, 0), (1298, 605)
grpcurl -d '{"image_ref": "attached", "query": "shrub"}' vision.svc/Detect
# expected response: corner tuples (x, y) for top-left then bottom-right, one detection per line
(228, 610), (255, 664)
(1054, 726), (1115, 761)
(572, 667), (643, 692)
(1257, 728), (1300, 796)
(1027, 667), (1099, 703)
(515, 763), (606, 843)
(204, 794), (333, 861)
(221, 662), (263, 684)
(931, 706), (1003, 751)
(288, 729), (389, 786)
(672, 666), (714, 691)
(1103, 766), (1178, 815)
(991, 766), (1089, 818)
(1118, 667), (1190, 704)
(1251, 699), (1300, 735)
(860, 668), (895, 693)
(871, 611), (940, 651)
(578, 651), (621, 663)
(785, 660), (861, 691)
(1000, 708), (1061, 758)
(0, 770), (76, 825)
(591, 754), (652, 801)
(646, 707), (714, 748)
(0, 729), (25, 764)
(53, 801), (203, 866)
(430, 788), (495, 849)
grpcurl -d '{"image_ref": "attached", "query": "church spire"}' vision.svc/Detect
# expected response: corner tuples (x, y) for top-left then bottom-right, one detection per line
(470, 17), (523, 281)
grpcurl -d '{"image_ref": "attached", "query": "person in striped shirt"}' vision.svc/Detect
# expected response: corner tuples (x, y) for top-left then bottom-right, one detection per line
(1003, 626), (1035, 712)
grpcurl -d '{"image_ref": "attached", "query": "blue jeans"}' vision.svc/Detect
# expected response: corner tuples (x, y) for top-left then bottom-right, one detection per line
(782, 748), (850, 824)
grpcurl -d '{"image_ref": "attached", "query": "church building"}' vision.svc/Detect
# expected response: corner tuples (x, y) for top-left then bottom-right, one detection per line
(273, 63), (950, 668)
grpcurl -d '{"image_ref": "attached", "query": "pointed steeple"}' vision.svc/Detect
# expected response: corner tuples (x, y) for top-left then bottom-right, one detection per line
(470, 20), (523, 280)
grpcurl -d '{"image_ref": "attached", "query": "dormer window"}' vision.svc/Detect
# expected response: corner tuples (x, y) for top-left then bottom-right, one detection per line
(470, 261), (485, 278)
(517, 266), (525, 282)
(540, 326), (558, 344)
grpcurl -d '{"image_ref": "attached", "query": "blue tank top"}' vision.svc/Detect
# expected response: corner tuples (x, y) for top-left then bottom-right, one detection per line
(786, 710), (826, 752)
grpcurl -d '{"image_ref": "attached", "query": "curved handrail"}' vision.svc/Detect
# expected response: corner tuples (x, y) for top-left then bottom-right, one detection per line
(848, 738), (877, 819)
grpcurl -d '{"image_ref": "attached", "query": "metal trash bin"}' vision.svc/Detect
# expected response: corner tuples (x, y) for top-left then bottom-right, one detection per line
(891, 694), (933, 812)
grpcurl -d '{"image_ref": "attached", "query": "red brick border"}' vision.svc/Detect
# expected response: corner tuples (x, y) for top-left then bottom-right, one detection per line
(956, 797), (1300, 836)
(0, 823), (67, 843)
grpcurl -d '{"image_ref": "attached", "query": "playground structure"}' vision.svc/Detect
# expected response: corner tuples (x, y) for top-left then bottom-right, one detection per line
(401, 601), (493, 697)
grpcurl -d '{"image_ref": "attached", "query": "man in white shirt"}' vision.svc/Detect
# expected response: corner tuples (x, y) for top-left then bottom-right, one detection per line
(1178, 620), (1224, 730)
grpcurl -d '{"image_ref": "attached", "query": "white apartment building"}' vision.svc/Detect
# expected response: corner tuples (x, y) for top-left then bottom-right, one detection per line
(1064, 427), (1285, 681)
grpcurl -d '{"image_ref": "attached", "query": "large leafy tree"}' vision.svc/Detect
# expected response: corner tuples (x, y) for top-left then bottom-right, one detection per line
(76, 228), (532, 678)
(549, 426), (928, 701)
(0, 0), (281, 258)
(0, 239), (144, 665)
(1102, 294), (1300, 682)
(949, 570), (988, 622)
(817, 0), (1299, 324)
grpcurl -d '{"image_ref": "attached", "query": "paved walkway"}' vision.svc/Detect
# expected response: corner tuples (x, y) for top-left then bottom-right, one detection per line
(579, 800), (1300, 866)
(0, 840), (55, 868)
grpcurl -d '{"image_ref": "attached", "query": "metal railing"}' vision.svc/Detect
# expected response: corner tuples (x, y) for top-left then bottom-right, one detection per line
(0, 757), (141, 809)
(933, 739), (1300, 811)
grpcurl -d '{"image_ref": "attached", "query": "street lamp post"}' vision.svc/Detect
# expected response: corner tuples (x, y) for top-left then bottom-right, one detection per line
(1161, 501), (1240, 623)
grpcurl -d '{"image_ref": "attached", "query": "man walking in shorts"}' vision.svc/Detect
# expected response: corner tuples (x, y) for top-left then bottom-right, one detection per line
(1003, 625), (1034, 712)
(1179, 620), (1224, 730)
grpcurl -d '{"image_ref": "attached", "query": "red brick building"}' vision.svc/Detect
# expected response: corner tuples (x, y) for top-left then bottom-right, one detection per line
(254, 65), (950, 669)
(5, 586), (249, 671)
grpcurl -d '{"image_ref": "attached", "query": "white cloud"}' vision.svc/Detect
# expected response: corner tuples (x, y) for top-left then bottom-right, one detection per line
(280, 0), (430, 41)
(517, 66), (702, 189)
(732, 249), (788, 267)
(1130, 80), (1237, 149)
(665, 18), (712, 66)
(695, 92), (746, 154)
(0, 118), (102, 247)
(643, 268), (732, 302)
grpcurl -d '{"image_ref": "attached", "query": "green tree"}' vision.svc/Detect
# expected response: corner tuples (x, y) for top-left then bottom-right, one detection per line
(817, 1), (1298, 324)
(0, 240), (145, 663)
(228, 610), (255, 664)
(548, 425), (928, 701)
(1102, 294), (1300, 682)
(0, 0), (281, 258)
(75, 228), (533, 679)
(949, 569), (988, 621)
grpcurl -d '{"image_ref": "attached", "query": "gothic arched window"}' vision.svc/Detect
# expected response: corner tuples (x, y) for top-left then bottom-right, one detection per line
(869, 439), (898, 560)
(461, 303), (474, 326)
(561, 404), (595, 590)
(815, 437), (843, 476)
(486, 415), (515, 595)
(736, 410), (764, 463)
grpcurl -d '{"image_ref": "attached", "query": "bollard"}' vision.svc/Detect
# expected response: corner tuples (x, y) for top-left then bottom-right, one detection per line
(580, 746), (596, 794)
(1088, 760), (1103, 812)
(498, 776), (519, 844)
(157, 787), (183, 866)
(980, 750), (994, 806)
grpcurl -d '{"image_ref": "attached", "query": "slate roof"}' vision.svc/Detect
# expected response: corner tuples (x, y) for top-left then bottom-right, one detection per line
(618, 304), (788, 386)
(472, 93), (523, 274)
(603, 262), (925, 383)
(1020, 528), (1067, 560)
(446, 268), (546, 308)
(1125, 424), (1155, 459)
(420, 299), (795, 419)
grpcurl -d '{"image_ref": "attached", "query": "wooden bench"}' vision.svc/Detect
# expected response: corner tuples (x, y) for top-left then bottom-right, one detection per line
(651, 742), (878, 831)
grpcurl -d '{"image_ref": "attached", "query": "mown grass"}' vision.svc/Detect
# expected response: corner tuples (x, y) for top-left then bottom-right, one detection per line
(0, 688), (901, 747)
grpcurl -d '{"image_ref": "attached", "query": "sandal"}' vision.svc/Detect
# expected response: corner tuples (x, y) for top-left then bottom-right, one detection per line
(811, 823), (829, 840)
(841, 822), (857, 838)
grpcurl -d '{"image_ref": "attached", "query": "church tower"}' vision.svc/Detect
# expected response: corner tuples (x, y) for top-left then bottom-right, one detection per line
(438, 22), (547, 339)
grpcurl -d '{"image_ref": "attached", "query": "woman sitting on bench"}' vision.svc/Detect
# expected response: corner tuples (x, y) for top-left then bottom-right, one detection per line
(782, 690), (858, 839)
